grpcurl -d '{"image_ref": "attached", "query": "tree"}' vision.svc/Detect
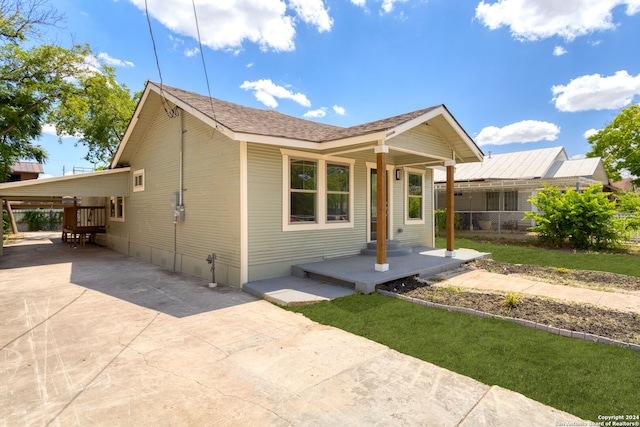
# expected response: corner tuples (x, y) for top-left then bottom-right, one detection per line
(48, 66), (139, 165)
(525, 184), (621, 250)
(0, 0), (138, 179)
(586, 105), (640, 186)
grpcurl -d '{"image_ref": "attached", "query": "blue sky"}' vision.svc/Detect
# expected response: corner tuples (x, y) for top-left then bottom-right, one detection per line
(37, 0), (640, 177)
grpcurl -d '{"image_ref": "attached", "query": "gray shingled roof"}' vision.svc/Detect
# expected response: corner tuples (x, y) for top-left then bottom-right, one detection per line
(154, 83), (441, 143)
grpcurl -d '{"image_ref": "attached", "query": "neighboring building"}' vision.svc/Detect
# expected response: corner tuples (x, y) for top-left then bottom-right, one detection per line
(432, 147), (609, 231)
(611, 178), (639, 194)
(0, 82), (483, 286)
(6, 162), (44, 181)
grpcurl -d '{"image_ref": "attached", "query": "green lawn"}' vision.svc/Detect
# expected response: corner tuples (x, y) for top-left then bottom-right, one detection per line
(287, 293), (640, 421)
(436, 236), (640, 277)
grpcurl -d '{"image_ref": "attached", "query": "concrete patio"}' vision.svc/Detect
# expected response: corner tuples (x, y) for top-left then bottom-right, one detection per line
(0, 232), (585, 426)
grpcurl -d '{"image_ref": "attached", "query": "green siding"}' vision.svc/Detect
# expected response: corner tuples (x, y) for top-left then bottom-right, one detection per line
(246, 145), (435, 280)
(247, 144), (369, 280)
(114, 108), (242, 286)
(388, 126), (452, 159)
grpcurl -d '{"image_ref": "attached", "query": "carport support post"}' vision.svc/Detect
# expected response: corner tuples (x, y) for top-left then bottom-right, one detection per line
(375, 145), (389, 272)
(445, 160), (456, 257)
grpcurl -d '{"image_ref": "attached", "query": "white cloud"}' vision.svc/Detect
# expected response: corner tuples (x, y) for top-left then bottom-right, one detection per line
(240, 79), (311, 108)
(184, 47), (199, 57)
(551, 70), (640, 112)
(476, 120), (560, 146)
(304, 108), (327, 118)
(333, 105), (346, 115)
(289, 0), (333, 32)
(42, 124), (57, 136)
(475, 0), (640, 41)
(97, 52), (134, 68)
(583, 128), (599, 138)
(553, 46), (567, 56)
(41, 124), (81, 139)
(247, 62), (254, 68)
(129, 0), (333, 52)
(570, 153), (586, 160)
(350, 0), (366, 6)
(382, 0), (408, 13)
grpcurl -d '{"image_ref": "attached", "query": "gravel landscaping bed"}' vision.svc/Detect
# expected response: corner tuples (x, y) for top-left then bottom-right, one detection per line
(378, 261), (640, 345)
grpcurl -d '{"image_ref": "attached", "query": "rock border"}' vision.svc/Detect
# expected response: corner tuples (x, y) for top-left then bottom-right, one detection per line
(377, 289), (640, 352)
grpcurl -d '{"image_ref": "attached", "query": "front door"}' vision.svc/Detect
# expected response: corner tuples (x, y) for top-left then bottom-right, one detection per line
(369, 168), (389, 241)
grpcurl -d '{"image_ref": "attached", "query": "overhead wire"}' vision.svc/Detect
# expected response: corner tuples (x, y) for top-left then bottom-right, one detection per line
(144, 0), (179, 118)
(191, 0), (220, 134)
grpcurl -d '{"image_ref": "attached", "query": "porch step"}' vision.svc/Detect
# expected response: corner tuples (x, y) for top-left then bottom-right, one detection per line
(360, 240), (412, 257)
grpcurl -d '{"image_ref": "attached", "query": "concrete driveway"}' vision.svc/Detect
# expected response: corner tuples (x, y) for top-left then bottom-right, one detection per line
(1, 233), (583, 426)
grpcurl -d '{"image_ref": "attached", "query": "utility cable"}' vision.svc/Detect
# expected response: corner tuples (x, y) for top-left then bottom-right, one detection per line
(145, 0), (179, 118)
(191, 0), (220, 134)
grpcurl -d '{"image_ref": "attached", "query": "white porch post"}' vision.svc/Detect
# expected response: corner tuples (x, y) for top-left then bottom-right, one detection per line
(445, 160), (456, 258)
(375, 145), (389, 272)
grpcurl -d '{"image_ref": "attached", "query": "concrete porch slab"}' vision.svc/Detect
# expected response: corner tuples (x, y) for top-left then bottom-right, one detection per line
(293, 246), (490, 294)
(243, 276), (355, 306)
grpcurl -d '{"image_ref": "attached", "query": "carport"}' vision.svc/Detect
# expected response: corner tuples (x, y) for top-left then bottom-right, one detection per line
(0, 168), (130, 256)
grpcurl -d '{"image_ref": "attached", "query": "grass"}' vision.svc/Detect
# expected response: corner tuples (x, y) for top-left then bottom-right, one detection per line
(436, 236), (640, 277)
(287, 293), (640, 421)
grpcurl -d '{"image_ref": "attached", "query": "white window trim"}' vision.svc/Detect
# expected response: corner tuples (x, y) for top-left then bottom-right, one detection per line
(281, 149), (355, 232)
(404, 167), (425, 225)
(133, 169), (145, 192)
(109, 196), (125, 222)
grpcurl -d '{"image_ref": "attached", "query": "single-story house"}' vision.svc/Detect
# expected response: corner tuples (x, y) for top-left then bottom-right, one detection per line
(432, 146), (609, 231)
(0, 82), (483, 286)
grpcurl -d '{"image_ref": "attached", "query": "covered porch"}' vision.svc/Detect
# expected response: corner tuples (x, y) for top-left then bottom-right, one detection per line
(0, 168), (129, 256)
(243, 245), (489, 303)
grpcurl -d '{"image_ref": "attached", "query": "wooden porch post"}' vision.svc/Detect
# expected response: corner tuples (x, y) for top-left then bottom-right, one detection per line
(375, 145), (389, 272)
(445, 160), (456, 257)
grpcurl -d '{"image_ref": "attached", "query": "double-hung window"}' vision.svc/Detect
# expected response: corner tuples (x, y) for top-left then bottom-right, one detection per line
(289, 159), (317, 223)
(109, 196), (125, 222)
(283, 150), (354, 231)
(404, 168), (425, 224)
(326, 163), (349, 222)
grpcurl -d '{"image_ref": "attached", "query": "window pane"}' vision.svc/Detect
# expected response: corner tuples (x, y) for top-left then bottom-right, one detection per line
(486, 192), (499, 211)
(290, 160), (317, 190)
(327, 164), (349, 192)
(117, 197), (124, 218)
(327, 194), (349, 222)
(290, 192), (316, 222)
(409, 197), (422, 219)
(504, 191), (518, 211)
(408, 173), (422, 196)
(110, 199), (116, 217)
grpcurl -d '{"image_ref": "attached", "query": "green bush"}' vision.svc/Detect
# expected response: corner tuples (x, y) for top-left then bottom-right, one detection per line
(435, 208), (461, 231)
(22, 209), (62, 231)
(525, 184), (622, 250)
(3, 211), (9, 234)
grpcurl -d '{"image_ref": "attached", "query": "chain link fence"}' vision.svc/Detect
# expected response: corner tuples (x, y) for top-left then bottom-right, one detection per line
(436, 210), (534, 240)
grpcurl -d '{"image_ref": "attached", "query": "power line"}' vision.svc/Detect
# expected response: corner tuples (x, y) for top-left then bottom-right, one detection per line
(191, 0), (220, 133)
(144, 0), (179, 118)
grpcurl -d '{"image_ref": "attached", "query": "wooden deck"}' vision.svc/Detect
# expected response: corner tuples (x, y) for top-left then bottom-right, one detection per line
(61, 206), (106, 246)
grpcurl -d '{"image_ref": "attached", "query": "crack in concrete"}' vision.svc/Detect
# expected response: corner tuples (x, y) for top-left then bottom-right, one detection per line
(1, 290), (88, 351)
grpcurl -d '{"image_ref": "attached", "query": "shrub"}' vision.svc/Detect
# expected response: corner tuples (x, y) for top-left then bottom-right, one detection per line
(525, 184), (622, 250)
(2, 211), (9, 234)
(22, 209), (62, 231)
(435, 208), (461, 231)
